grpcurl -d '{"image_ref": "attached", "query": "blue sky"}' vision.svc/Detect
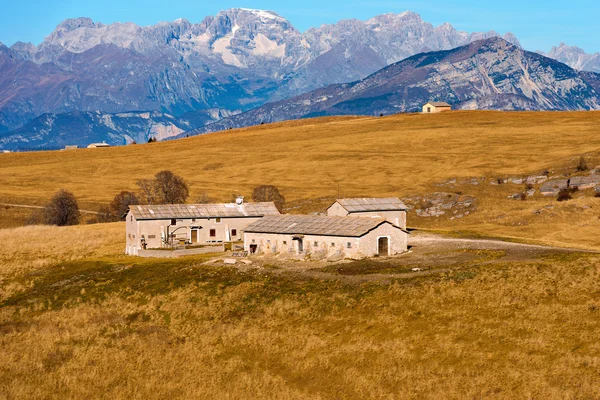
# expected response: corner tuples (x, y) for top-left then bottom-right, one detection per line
(1, 0), (599, 53)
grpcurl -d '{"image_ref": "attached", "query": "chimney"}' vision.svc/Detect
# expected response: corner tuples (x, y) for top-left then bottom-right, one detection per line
(236, 196), (244, 205)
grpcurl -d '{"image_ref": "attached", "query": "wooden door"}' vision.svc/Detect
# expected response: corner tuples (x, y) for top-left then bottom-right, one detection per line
(378, 237), (388, 256)
(191, 229), (198, 243)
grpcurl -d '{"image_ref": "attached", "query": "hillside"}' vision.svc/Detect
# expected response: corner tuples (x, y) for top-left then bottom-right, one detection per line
(1, 110), (600, 249)
(1, 222), (599, 398)
(189, 38), (600, 134)
(0, 111), (193, 150)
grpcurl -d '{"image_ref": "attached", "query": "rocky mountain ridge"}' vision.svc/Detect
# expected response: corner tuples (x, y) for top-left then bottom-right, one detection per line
(182, 38), (600, 136)
(0, 9), (518, 136)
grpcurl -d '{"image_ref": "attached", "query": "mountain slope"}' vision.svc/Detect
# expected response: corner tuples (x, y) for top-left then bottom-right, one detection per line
(0, 111), (191, 150)
(0, 9), (517, 135)
(544, 43), (600, 73)
(184, 38), (600, 135)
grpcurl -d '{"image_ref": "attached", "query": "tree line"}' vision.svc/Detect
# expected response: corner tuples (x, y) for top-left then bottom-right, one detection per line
(30, 170), (285, 226)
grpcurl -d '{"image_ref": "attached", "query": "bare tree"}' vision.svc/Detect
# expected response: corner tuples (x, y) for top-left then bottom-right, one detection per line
(252, 185), (285, 212)
(110, 191), (139, 218)
(154, 170), (189, 204)
(136, 179), (158, 205)
(43, 189), (80, 226)
(137, 171), (189, 204)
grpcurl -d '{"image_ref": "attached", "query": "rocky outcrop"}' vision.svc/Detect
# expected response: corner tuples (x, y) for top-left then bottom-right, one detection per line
(543, 43), (600, 73)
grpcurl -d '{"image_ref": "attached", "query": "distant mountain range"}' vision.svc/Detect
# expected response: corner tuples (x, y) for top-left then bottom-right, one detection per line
(0, 9), (599, 150)
(181, 38), (600, 135)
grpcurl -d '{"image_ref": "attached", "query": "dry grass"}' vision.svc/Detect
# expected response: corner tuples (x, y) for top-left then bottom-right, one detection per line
(1, 224), (600, 399)
(1, 111), (600, 248)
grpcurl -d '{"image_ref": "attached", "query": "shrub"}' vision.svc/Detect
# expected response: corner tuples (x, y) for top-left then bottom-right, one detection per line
(96, 206), (114, 223)
(252, 185), (285, 212)
(576, 156), (588, 172)
(557, 189), (572, 202)
(43, 189), (80, 226)
(196, 192), (214, 204)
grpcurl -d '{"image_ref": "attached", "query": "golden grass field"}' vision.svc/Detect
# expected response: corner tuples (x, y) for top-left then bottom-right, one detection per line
(0, 110), (599, 248)
(1, 223), (600, 399)
(1, 111), (600, 398)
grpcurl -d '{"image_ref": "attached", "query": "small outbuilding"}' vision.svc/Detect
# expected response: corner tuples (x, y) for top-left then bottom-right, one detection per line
(244, 214), (408, 259)
(125, 200), (280, 256)
(87, 142), (110, 148)
(422, 102), (452, 113)
(327, 197), (408, 230)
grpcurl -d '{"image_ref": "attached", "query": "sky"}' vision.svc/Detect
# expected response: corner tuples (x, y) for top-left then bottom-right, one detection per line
(1, 0), (599, 53)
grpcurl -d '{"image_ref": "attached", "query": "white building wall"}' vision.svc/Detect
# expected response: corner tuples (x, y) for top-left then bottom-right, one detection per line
(244, 223), (408, 259)
(125, 211), (263, 255)
(326, 202), (407, 229)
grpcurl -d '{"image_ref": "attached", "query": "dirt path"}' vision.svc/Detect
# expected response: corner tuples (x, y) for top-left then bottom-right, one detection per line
(0, 203), (100, 215)
(409, 233), (598, 253)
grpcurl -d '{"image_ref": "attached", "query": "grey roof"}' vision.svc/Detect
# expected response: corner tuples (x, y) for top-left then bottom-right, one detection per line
(334, 198), (408, 212)
(426, 101), (451, 107)
(129, 202), (280, 220)
(244, 215), (396, 237)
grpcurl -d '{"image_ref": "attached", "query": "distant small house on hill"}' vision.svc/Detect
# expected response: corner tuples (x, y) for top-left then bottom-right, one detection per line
(87, 142), (110, 149)
(422, 101), (452, 113)
(64, 145), (78, 150)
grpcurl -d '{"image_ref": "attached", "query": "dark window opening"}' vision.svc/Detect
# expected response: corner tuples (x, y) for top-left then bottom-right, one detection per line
(347, 242), (352, 248)
(231, 229), (237, 236)
(210, 229), (216, 237)
(171, 219), (176, 225)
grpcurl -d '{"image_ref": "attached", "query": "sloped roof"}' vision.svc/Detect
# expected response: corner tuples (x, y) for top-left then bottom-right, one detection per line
(426, 102), (451, 107)
(334, 198), (408, 212)
(244, 215), (396, 237)
(129, 202), (280, 220)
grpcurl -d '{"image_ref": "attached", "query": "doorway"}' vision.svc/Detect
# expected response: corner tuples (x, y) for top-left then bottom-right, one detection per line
(191, 229), (199, 243)
(378, 237), (389, 256)
(293, 237), (304, 253)
(249, 244), (258, 254)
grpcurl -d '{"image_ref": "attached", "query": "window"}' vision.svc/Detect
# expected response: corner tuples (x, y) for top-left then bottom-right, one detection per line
(148, 235), (156, 239)
(192, 218), (196, 223)
(216, 218), (222, 223)
(130, 216), (133, 222)
(331, 243), (335, 247)
(171, 219), (176, 225)
(347, 242), (352, 249)
(252, 239), (256, 243)
(267, 240), (271, 244)
(314, 241), (318, 247)
(283, 241), (287, 245)
(210, 229), (216, 237)
(231, 229), (237, 236)
(427, 107), (431, 113)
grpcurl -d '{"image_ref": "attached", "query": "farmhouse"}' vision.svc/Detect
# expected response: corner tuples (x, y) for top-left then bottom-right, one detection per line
(125, 199), (280, 255)
(422, 101), (452, 113)
(244, 214), (408, 258)
(327, 197), (408, 229)
(87, 142), (110, 148)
